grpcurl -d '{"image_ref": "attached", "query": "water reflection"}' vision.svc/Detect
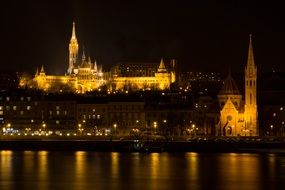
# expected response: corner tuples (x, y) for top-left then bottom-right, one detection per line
(0, 151), (284, 190)
(111, 152), (119, 179)
(0, 151), (13, 190)
(37, 151), (48, 190)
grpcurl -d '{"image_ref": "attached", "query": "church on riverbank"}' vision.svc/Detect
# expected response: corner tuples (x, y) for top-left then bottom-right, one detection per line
(216, 35), (258, 136)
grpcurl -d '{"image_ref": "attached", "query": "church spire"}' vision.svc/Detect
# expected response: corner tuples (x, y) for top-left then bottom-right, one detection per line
(39, 65), (45, 75)
(94, 60), (98, 72)
(247, 34), (255, 67)
(158, 58), (167, 72)
(72, 21), (77, 39)
(244, 33), (258, 136)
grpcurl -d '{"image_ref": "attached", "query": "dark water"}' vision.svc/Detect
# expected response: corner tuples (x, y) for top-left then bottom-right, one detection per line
(1, 151), (285, 190)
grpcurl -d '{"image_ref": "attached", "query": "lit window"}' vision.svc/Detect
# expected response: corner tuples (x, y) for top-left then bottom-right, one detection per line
(27, 97), (31, 101)
(20, 97), (24, 101)
(6, 97), (10, 101)
(20, 111), (24, 115)
(64, 110), (67, 115)
(56, 111), (60, 115)
(27, 106), (31, 110)
(0, 110), (3, 115)
(0, 106), (2, 110)
(13, 106), (16, 110)
(56, 106), (60, 110)
(56, 120), (60, 124)
(97, 115), (101, 119)
(93, 108), (96, 112)
(280, 107), (284, 111)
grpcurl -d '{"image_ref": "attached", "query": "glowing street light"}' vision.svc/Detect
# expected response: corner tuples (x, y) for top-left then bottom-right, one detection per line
(153, 121), (157, 133)
(113, 123), (117, 134)
(42, 123), (46, 130)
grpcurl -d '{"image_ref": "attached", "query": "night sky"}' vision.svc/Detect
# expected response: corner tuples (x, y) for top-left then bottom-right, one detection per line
(1, 0), (285, 75)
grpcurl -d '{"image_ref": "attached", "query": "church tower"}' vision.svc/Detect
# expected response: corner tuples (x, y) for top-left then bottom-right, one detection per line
(68, 22), (79, 74)
(244, 34), (258, 136)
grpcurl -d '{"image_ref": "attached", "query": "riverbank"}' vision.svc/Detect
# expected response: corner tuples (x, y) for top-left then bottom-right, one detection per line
(1, 138), (285, 153)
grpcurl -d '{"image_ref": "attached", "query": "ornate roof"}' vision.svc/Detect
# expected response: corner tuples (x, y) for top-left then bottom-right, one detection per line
(219, 73), (240, 95)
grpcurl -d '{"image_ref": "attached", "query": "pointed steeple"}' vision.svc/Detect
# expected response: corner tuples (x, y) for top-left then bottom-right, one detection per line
(247, 34), (255, 67)
(40, 65), (45, 73)
(82, 48), (86, 62)
(158, 58), (167, 72)
(94, 60), (98, 72)
(72, 21), (77, 39)
(39, 65), (45, 76)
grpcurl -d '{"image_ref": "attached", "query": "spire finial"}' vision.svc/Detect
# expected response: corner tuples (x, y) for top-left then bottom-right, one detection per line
(247, 33), (255, 67)
(72, 21), (76, 39)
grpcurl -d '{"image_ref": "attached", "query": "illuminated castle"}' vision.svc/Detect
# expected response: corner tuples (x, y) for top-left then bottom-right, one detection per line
(217, 34), (258, 136)
(25, 22), (175, 93)
(33, 22), (105, 93)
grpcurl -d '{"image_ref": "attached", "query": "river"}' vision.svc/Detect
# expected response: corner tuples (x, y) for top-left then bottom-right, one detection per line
(0, 151), (284, 190)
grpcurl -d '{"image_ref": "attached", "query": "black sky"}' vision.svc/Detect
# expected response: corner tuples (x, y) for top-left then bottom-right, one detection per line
(1, 0), (285, 75)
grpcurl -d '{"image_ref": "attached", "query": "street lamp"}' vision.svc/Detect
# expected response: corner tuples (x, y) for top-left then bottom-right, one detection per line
(78, 123), (84, 135)
(153, 121), (157, 134)
(42, 123), (46, 129)
(113, 123), (117, 135)
(192, 124), (196, 136)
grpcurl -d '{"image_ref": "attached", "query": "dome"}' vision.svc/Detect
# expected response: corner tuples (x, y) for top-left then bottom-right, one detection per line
(219, 74), (240, 95)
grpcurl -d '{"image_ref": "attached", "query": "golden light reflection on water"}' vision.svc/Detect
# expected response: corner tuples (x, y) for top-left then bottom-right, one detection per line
(150, 153), (160, 179)
(0, 151), (13, 188)
(186, 152), (199, 181)
(37, 151), (48, 190)
(111, 152), (119, 179)
(75, 151), (87, 176)
(217, 153), (262, 190)
(75, 151), (87, 189)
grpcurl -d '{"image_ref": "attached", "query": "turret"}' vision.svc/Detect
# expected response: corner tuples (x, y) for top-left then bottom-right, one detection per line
(157, 58), (167, 73)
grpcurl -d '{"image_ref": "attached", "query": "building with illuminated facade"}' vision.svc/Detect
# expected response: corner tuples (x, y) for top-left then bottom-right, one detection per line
(217, 35), (258, 136)
(109, 59), (176, 91)
(30, 22), (105, 94)
(20, 22), (176, 93)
